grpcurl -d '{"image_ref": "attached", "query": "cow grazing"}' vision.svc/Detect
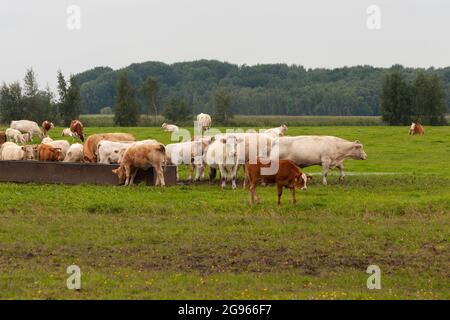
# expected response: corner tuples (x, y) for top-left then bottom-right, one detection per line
(41, 120), (54, 136)
(62, 128), (75, 137)
(0, 142), (37, 161)
(46, 140), (70, 159)
(204, 134), (243, 189)
(5, 128), (30, 144)
(83, 133), (136, 163)
(0, 132), (6, 145)
(245, 159), (312, 206)
(70, 120), (85, 142)
(63, 143), (84, 162)
(409, 122), (425, 135)
(112, 143), (166, 186)
(263, 124), (288, 138)
(38, 144), (64, 161)
(10, 120), (44, 140)
(161, 123), (179, 132)
(275, 136), (367, 185)
(197, 113), (212, 132)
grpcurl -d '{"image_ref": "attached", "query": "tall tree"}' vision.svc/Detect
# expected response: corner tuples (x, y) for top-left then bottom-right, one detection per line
(140, 76), (160, 120)
(381, 71), (413, 125)
(162, 97), (191, 123)
(114, 72), (140, 126)
(412, 73), (447, 125)
(0, 82), (24, 123)
(57, 71), (82, 125)
(213, 87), (233, 125)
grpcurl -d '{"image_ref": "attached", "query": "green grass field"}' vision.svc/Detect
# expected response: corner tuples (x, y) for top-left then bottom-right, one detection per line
(0, 125), (449, 299)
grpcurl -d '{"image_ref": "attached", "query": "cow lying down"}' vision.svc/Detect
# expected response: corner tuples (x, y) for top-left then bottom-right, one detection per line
(245, 159), (312, 206)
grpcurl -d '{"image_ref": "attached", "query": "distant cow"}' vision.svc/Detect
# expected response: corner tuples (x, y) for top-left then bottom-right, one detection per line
(197, 113), (212, 132)
(161, 123), (179, 132)
(70, 120), (85, 142)
(112, 143), (166, 186)
(1, 142), (38, 161)
(275, 136), (368, 185)
(41, 120), (54, 136)
(10, 120), (44, 140)
(263, 124), (288, 138)
(5, 128), (30, 144)
(63, 143), (84, 163)
(245, 159), (312, 206)
(83, 133), (136, 163)
(62, 128), (75, 138)
(409, 122), (425, 135)
(38, 144), (64, 161)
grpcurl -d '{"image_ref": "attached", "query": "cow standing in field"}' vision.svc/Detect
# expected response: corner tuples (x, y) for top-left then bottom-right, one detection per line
(41, 121), (54, 137)
(70, 120), (85, 142)
(197, 113), (212, 133)
(38, 144), (64, 161)
(83, 133), (136, 163)
(245, 159), (312, 206)
(10, 120), (44, 141)
(409, 122), (425, 135)
(1, 142), (38, 161)
(112, 143), (166, 186)
(274, 136), (368, 185)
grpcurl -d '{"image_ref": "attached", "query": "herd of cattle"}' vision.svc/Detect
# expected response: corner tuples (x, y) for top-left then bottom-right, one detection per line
(0, 116), (426, 205)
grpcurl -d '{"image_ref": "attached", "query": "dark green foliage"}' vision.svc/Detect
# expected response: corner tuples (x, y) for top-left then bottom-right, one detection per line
(74, 60), (450, 117)
(162, 97), (191, 124)
(213, 88), (233, 125)
(57, 71), (82, 125)
(114, 72), (140, 126)
(381, 71), (413, 125)
(140, 76), (160, 118)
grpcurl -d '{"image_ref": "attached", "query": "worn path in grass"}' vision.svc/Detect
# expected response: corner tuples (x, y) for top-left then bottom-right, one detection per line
(0, 126), (448, 299)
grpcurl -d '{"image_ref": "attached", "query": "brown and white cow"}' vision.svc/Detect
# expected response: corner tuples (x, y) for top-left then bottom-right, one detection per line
(83, 133), (136, 163)
(70, 120), (85, 142)
(112, 143), (166, 186)
(37, 144), (64, 161)
(245, 159), (312, 206)
(41, 120), (54, 137)
(409, 122), (425, 135)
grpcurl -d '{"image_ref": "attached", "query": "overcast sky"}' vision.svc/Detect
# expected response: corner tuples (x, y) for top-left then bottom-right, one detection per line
(0, 0), (449, 89)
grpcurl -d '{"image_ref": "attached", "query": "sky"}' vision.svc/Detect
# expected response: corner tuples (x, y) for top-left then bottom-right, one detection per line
(0, 0), (449, 89)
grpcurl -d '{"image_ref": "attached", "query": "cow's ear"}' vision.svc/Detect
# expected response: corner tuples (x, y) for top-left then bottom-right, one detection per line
(114, 150), (119, 154)
(355, 140), (360, 144)
(307, 175), (313, 182)
(210, 136), (216, 142)
(21, 146), (26, 151)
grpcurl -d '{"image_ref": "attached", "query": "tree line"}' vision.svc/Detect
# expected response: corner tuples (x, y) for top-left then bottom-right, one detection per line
(0, 69), (82, 126)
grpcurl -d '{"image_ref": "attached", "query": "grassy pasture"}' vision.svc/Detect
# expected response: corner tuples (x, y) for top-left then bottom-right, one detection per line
(0, 125), (448, 299)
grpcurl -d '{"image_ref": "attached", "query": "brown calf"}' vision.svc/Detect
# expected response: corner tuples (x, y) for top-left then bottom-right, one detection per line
(70, 120), (85, 142)
(0, 132), (6, 145)
(41, 120), (54, 136)
(112, 143), (166, 186)
(38, 144), (64, 161)
(245, 159), (312, 206)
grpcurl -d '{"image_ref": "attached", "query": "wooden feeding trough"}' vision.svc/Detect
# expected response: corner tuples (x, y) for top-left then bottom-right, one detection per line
(0, 160), (177, 186)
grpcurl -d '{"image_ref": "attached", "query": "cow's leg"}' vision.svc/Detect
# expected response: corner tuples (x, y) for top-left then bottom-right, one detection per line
(277, 184), (283, 206)
(231, 164), (239, 190)
(157, 166), (165, 187)
(219, 165), (227, 188)
(209, 167), (217, 184)
(337, 162), (345, 182)
(129, 168), (138, 186)
(124, 166), (131, 186)
(175, 166), (180, 181)
(321, 160), (331, 185)
(291, 187), (297, 205)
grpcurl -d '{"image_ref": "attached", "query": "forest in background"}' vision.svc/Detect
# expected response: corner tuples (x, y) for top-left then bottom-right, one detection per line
(74, 60), (450, 116)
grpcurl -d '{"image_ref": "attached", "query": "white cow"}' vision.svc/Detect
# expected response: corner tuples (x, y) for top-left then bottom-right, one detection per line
(5, 128), (30, 144)
(0, 142), (37, 160)
(10, 120), (44, 140)
(62, 128), (75, 138)
(197, 113), (212, 132)
(165, 137), (213, 181)
(41, 137), (54, 144)
(204, 135), (243, 189)
(46, 140), (71, 159)
(161, 123), (179, 132)
(63, 143), (84, 162)
(263, 124), (288, 138)
(274, 136), (368, 185)
(97, 140), (136, 164)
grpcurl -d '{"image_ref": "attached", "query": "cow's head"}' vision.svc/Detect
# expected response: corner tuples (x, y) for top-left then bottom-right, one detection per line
(348, 140), (368, 160)
(22, 145), (37, 160)
(112, 167), (126, 184)
(52, 147), (64, 161)
(295, 172), (312, 190)
(409, 122), (416, 135)
(161, 123), (167, 129)
(281, 124), (288, 133)
(220, 135), (243, 164)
